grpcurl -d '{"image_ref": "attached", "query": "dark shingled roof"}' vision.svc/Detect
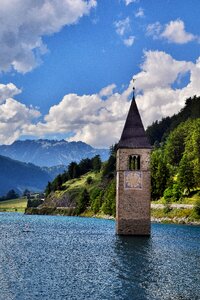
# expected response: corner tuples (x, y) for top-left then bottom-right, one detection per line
(118, 94), (151, 149)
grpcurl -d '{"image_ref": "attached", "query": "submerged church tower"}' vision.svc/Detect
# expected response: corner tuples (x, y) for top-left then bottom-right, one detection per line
(116, 87), (151, 235)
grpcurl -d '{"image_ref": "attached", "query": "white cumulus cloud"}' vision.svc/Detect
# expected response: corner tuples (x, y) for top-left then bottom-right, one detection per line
(23, 89), (132, 147)
(147, 19), (198, 44)
(114, 17), (131, 36)
(1, 52), (200, 147)
(0, 0), (97, 73)
(0, 83), (21, 104)
(135, 8), (144, 18)
(123, 36), (135, 47)
(0, 82), (41, 144)
(0, 98), (40, 144)
(124, 0), (139, 5)
(114, 17), (135, 47)
(134, 51), (200, 127)
(22, 51), (200, 147)
(146, 22), (162, 39)
(99, 84), (116, 97)
(161, 19), (197, 44)
(134, 51), (192, 91)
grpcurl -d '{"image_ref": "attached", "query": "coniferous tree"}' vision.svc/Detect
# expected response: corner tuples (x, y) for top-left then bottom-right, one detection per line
(45, 181), (52, 196)
(102, 145), (117, 178)
(102, 154), (116, 178)
(6, 189), (19, 200)
(164, 123), (188, 166)
(76, 188), (90, 214)
(61, 172), (69, 183)
(56, 174), (63, 190)
(184, 119), (200, 187)
(150, 149), (170, 200)
(178, 155), (195, 194)
(92, 155), (101, 172)
(23, 189), (30, 197)
(68, 162), (80, 179)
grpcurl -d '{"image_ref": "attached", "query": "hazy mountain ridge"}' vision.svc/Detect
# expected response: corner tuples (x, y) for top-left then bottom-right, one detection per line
(0, 155), (52, 196)
(0, 139), (109, 167)
(42, 165), (67, 179)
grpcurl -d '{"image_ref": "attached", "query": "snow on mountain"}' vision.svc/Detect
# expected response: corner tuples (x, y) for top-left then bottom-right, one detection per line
(0, 139), (109, 167)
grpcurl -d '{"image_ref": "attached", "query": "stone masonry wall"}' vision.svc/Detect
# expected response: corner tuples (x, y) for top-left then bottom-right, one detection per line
(116, 148), (151, 235)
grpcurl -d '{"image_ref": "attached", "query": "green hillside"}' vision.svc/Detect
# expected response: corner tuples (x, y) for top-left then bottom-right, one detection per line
(26, 171), (115, 217)
(26, 152), (116, 217)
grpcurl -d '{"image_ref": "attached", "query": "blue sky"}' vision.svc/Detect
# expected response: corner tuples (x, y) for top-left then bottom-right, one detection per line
(0, 0), (200, 147)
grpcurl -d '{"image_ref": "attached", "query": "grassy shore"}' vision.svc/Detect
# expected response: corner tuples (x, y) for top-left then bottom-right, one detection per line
(151, 207), (200, 225)
(0, 198), (27, 213)
(1, 195), (200, 225)
(150, 191), (200, 224)
(25, 205), (200, 225)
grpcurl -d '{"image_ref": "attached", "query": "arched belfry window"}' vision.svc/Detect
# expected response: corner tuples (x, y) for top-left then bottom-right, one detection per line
(128, 155), (140, 170)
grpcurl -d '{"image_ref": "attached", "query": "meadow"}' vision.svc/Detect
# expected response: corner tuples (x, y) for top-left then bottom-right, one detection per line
(0, 198), (28, 213)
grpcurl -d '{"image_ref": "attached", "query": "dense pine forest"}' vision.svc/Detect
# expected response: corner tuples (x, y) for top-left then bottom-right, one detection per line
(146, 95), (200, 144)
(148, 95), (200, 200)
(27, 96), (200, 217)
(151, 118), (200, 200)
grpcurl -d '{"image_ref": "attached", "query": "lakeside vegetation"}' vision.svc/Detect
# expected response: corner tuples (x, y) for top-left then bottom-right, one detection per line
(151, 207), (200, 224)
(3, 191), (199, 224)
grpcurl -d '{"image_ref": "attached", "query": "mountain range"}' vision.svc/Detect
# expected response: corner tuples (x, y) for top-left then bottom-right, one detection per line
(0, 139), (109, 167)
(0, 139), (109, 196)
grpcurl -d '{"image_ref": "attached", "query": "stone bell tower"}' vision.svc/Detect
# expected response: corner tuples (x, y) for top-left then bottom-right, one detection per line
(116, 88), (151, 235)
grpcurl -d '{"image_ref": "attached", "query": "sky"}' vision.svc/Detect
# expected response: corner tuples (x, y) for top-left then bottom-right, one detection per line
(0, 0), (200, 148)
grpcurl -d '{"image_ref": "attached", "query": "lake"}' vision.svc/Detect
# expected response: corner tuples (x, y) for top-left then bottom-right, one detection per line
(0, 213), (200, 300)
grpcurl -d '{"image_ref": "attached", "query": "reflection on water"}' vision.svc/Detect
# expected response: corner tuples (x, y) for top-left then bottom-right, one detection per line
(113, 227), (200, 300)
(113, 236), (153, 299)
(0, 213), (200, 300)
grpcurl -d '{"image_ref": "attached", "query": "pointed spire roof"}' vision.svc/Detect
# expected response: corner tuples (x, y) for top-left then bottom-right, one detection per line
(118, 93), (151, 149)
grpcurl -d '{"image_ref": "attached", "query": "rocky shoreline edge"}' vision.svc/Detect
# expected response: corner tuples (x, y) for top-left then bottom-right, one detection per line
(151, 217), (200, 226)
(25, 207), (200, 225)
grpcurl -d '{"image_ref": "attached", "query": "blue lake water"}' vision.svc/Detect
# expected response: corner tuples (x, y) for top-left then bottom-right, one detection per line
(0, 213), (200, 300)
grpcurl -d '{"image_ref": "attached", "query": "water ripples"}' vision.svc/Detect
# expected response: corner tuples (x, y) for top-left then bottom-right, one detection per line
(0, 213), (200, 300)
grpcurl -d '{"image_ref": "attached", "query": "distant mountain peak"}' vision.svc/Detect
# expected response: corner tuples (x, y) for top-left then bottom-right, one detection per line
(0, 139), (109, 167)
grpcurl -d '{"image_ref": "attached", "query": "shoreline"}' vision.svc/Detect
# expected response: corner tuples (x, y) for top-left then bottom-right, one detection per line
(89, 215), (200, 225)
(151, 217), (200, 226)
(1, 210), (200, 225)
(1, 206), (200, 225)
